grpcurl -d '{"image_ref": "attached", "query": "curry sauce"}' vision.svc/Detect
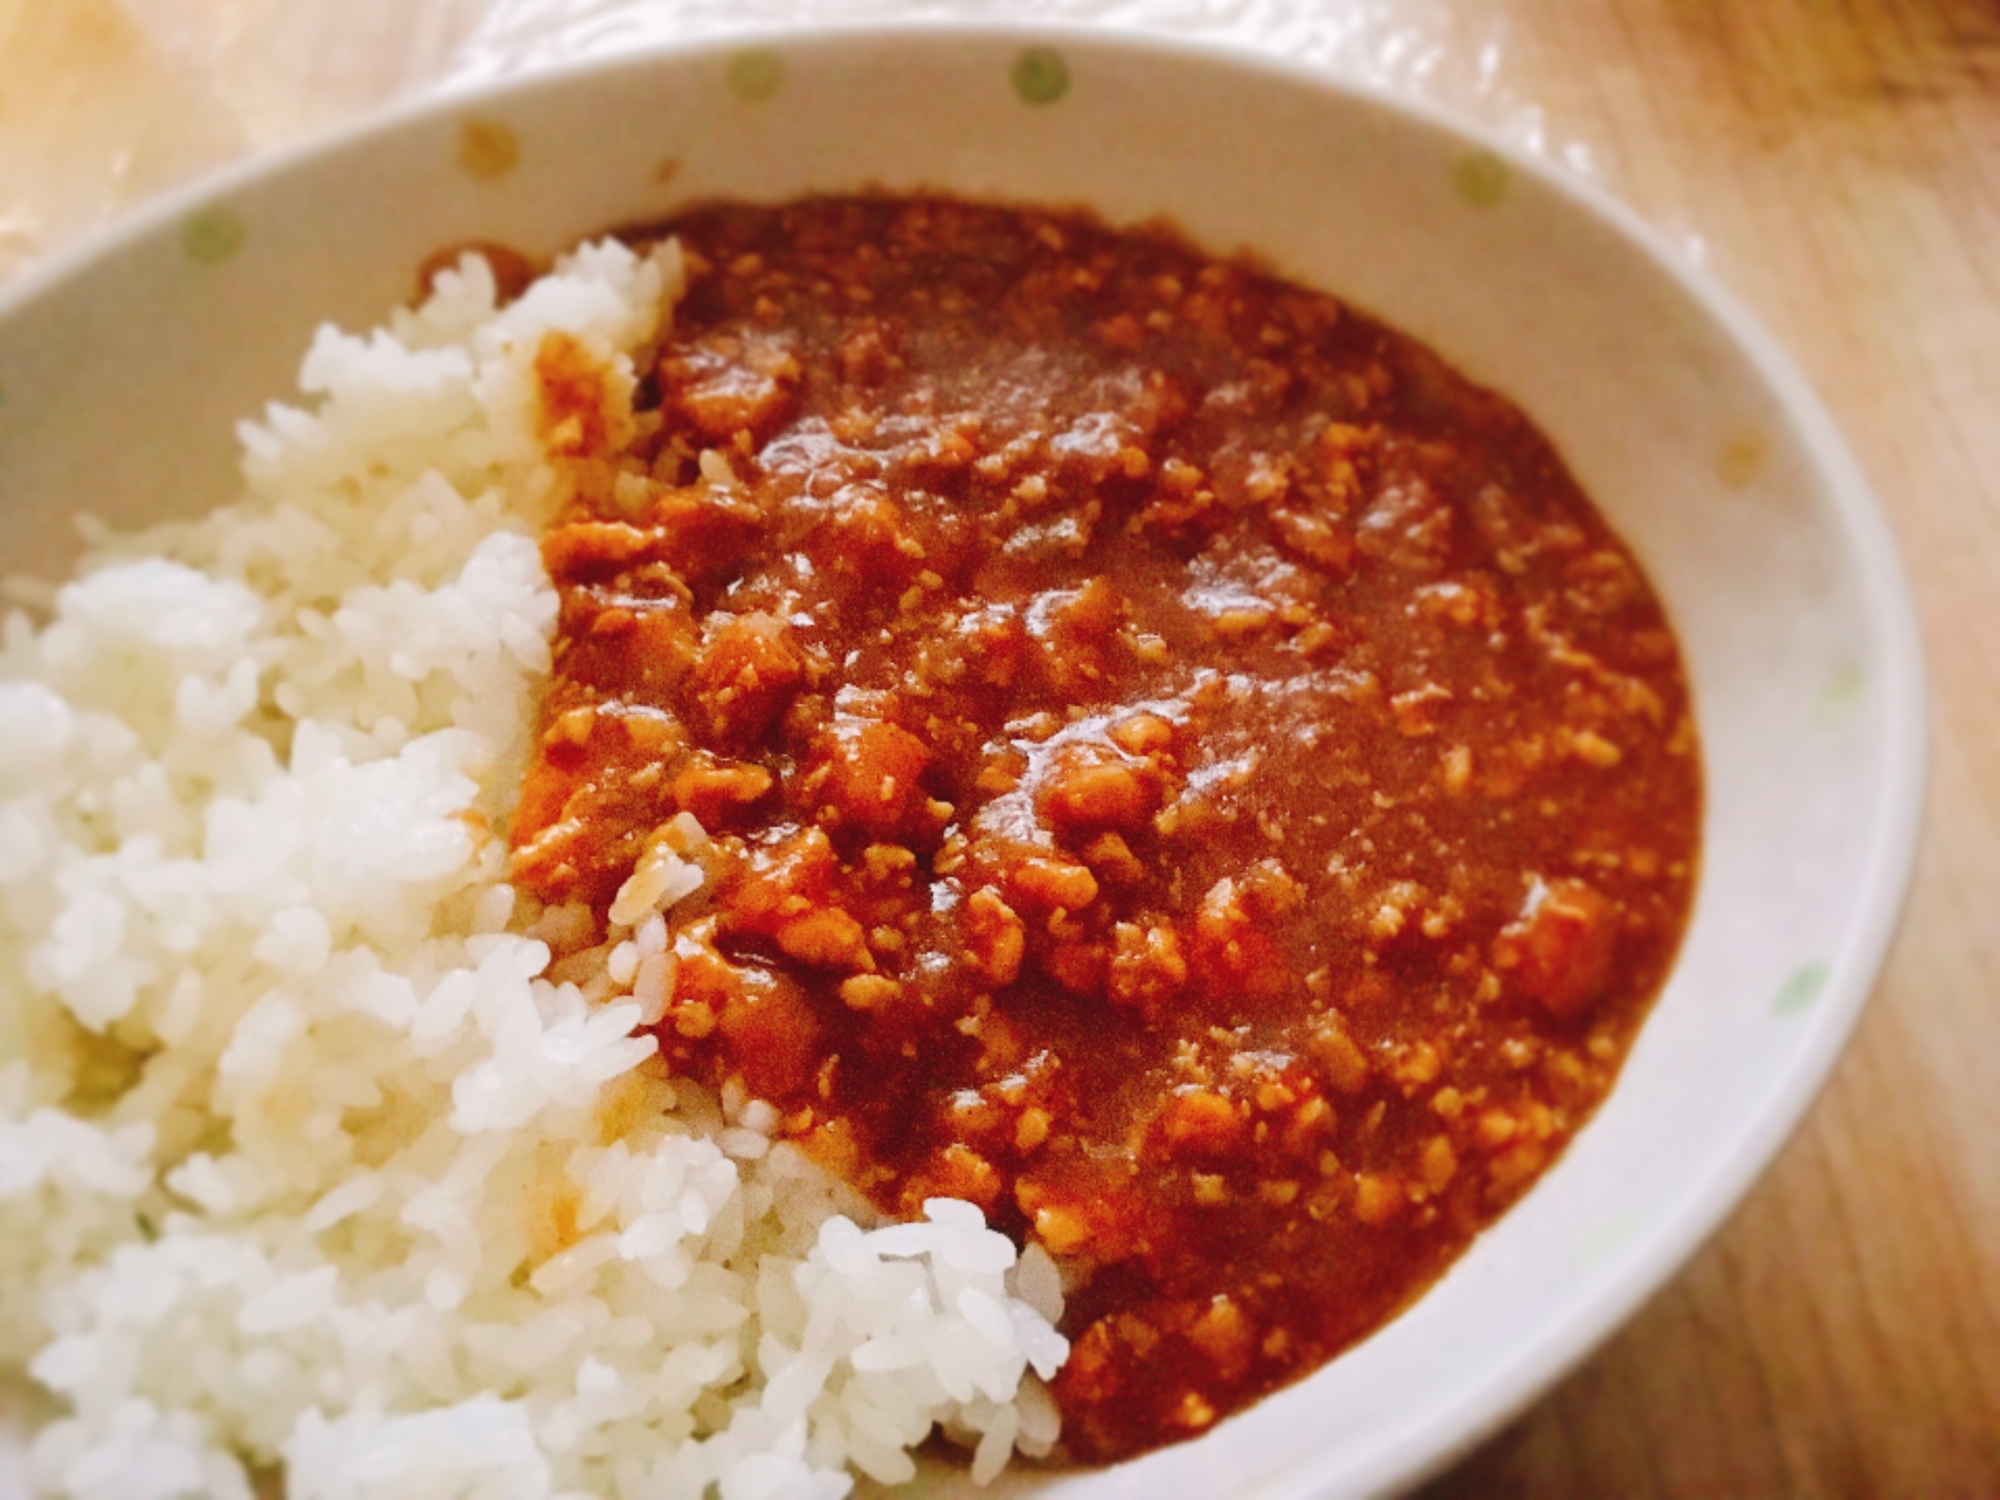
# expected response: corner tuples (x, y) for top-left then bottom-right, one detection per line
(505, 197), (1700, 1461)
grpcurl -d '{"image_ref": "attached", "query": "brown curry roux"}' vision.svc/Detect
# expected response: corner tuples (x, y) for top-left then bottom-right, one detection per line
(504, 196), (1701, 1461)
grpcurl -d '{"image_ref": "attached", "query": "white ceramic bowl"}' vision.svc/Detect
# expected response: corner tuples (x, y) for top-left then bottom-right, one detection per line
(0, 23), (1926, 1500)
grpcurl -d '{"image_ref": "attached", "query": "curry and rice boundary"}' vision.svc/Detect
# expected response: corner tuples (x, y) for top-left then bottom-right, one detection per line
(0, 237), (1064, 1500)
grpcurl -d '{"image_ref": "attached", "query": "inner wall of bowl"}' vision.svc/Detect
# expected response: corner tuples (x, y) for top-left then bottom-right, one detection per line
(0, 30), (1904, 1500)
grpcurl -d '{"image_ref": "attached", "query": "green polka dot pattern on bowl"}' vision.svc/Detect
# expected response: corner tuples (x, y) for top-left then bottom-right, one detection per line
(1815, 664), (1867, 725)
(181, 207), (245, 266)
(1771, 959), (1831, 1017)
(1453, 150), (1511, 209)
(1011, 46), (1071, 106)
(1717, 432), (1767, 489)
(727, 48), (785, 103)
(458, 119), (521, 180)
(1574, 1214), (1641, 1268)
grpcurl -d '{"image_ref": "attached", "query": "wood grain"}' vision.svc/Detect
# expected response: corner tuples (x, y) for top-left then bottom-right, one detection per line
(1420, 2), (2000, 1495)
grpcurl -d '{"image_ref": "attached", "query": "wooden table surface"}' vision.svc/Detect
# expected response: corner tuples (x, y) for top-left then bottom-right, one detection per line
(3, 0), (1996, 1495)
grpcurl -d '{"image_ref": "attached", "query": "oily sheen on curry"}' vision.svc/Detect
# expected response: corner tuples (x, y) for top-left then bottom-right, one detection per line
(505, 196), (1701, 1461)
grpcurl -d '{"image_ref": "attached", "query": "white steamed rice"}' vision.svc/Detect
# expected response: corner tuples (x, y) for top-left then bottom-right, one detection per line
(0, 239), (1067, 1499)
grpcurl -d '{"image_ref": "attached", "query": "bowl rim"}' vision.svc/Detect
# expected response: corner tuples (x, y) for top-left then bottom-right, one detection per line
(0, 19), (1931, 1498)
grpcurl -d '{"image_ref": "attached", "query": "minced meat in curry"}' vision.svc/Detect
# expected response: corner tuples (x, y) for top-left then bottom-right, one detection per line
(504, 196), (1701, 1462)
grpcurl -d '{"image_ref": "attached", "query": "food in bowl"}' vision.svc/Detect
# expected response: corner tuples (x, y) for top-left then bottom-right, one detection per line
(514, 195), (1700, 1460)
(1, 230), (1061, 1500)
(0, 190), (1697, 1494)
